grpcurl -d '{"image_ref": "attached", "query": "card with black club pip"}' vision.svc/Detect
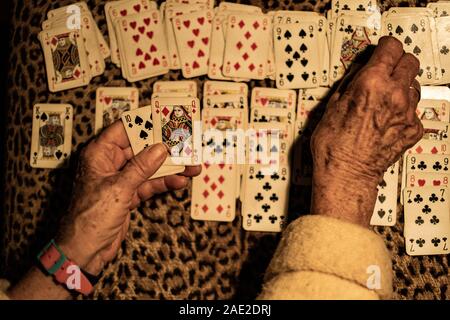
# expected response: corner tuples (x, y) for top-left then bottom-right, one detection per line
(403, 186), (450, 256)
(370, 162), (399, 226)
(152, 97), (200, 166)
(121, 106), (185, 179)
(242, 164), (290, 232)
(95, 87), (139, 134)
(330, 14), (380, 84)
(31, 104), (73, 169)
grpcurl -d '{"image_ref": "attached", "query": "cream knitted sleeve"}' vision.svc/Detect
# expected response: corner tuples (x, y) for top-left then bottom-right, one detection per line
(258, 215), (393, 300)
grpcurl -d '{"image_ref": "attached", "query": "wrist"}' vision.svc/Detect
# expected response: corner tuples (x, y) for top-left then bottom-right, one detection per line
(311, 165), (379, 228)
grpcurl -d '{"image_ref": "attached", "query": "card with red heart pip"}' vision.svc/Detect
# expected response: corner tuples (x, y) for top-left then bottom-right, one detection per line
(172, 9), (214, 78)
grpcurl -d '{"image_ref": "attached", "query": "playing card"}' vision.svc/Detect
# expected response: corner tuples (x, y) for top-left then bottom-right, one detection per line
(201, 108), (245, 202)
(241, 164), (289, 232)
(370, 162), (399, 226)
(172, 9), (214, 78)
(223, 14), (272, 80)
(298, 87), (331, 101)
(42, 12), (105, 77)
(421, 85), (450, 101)
(167, 0), (214, 9)
(152, 97), (200, 165)
(403, 186), (450, 256)
(191, 161), (238, 222)
(417, 99), (450, 122)
(330, 14), (380, 83)
(31, 104), (73, 169)
(106, 0), (157, 66)
(204, 94), (247, 111)
(48, 1), (110, 59)
(95, 87), (139, 134)
(405, 154), (450, 174)
(164, 3), (207, 69)
(421, 120), (450, 141)
(251, 107), (294, 125)
(217, 2), (262, 14)
(208, 13), (233, 80)
(203, 81), (248, 96)
(428, 1), (450, 17)
(273, 12), (329, 86)
(153, 80), (197, 96)
(251, 87), (296, 110)
(382, 14), (440, 84)
(435, 16), (450, 84)
(331, 0), (375, 18)
(121, 106), (185, 179)
(407, 172), (450, 188)
(39, 26), (91, 92)
(115, 9), (169, 81)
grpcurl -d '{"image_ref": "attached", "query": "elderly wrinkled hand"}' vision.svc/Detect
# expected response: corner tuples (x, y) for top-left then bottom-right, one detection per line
(310, 36), (423, 226)
(55, 121), (201, 275)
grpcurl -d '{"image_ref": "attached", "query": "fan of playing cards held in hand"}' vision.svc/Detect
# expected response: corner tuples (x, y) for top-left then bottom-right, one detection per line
(32, 1), (450, 248)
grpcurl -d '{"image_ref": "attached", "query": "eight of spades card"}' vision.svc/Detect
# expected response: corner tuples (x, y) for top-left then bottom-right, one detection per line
(242, 164), (289, 232)
(370, 162), (399, 226)
(95, 87), (139, 134)
(31, 104), (73, 169)
(382, 15), (439, 84)
(152, 97), (200, 166)
(403, 187), (450, 256)
(274, 22), (321, 89)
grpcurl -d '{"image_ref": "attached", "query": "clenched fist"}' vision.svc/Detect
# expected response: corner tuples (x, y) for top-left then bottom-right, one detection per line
(310, 36), (423, 227)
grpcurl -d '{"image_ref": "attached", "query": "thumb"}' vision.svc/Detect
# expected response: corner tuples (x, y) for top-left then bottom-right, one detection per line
(118, 143), (168, 189)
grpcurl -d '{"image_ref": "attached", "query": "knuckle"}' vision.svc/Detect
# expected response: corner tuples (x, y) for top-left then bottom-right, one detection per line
(129, 157), (149, 180)
(391, 86), (409, 109)
(381, 36), (403, 53)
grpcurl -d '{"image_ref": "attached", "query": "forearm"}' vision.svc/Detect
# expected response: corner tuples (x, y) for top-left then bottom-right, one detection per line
(7, 266), (71, 300)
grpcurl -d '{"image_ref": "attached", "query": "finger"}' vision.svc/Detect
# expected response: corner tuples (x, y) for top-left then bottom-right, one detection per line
(406, 79), (421, 123)
(137, 175), (189, 201)
(366, 36), (404, 74)
(180, 165), (202, 177)
(391, 52), (420, 88)
(124, 147), (134, 161)
(118, 143), (168, 189)
(96, 121), (132, 150)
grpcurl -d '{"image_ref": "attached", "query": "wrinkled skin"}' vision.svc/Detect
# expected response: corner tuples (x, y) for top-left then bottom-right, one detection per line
(56, 122), (201, 275)
(311, 36), (423, 227)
